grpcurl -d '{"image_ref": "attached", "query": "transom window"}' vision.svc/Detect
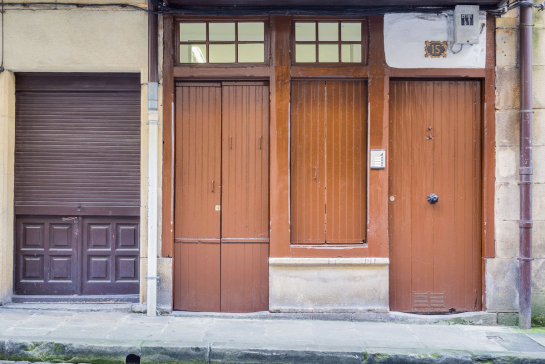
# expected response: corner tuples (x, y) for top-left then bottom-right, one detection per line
(178, 21), (266, 64)
(294, 21), (364, 63)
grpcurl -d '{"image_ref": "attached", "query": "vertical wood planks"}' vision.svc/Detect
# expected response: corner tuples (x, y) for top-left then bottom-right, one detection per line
(173, 84), (222, 312)
(174, 82), (269, 312)
(291, 80), (367, 245)
(290, 81), (326, 244)
(221, 243), (269, 312)
(220, 83), (270, 313)
(367, 16), (389, 257)
(269, 15), (292, 257)
(222, 84), (270, 240)
(388, 81), (413, 312)
(175, 85), (221, 241)
(174, 242), (221, 311)
(326, 80), (367, 244)
(389, 80), (482, 313)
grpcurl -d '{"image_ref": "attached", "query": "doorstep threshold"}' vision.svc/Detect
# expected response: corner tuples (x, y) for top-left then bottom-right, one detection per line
(11, 294), (139, 303)
(3, 295), (138, 312)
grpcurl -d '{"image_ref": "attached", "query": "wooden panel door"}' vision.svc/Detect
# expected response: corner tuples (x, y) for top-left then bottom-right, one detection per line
(290, 80), (367, 245)
(389, 80), (482, 313)
(81, 217), (140, 295)
(15, 216), (78, 295)
(174, 83), (222, 311)
(174, 82), (269, 312)
(221, 83), (269, 312)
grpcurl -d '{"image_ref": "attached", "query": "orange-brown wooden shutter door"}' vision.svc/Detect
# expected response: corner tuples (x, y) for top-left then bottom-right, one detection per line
(389, 80), (482, 313)
(325, 81), (367, 244)
(174, 84), (221, 312)
(174, 82), (269, 312)
(290, 81), (326, 244)
(291, 80), (367, 245)
(221, 83), (269, 312)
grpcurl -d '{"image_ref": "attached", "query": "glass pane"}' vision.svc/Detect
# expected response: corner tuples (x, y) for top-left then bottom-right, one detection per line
(180, 44), (207, 63)
(341, 23), (361, 42)
(239, 22), (264, 42)
(180, 23), (206, 42)
(318, 22), (338, 42)
(238, 44), (265, 63)
(295, 22), (316, 42)
(209, 44), (235, 63)
(319, 44), (339, 62)
(341, 44), (362, 63)
(209, 23), (235, 41)
(295, 44), (316, 62)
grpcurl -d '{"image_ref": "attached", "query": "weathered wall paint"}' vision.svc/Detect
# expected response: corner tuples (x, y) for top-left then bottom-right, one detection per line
(489, 7), (545, 324)
(269, 258), (389, 313)
(384, 12), (486, 69)
(0, 72), (15, 304)
(0, 8), (167, 306)
(1, 9), (147, 72)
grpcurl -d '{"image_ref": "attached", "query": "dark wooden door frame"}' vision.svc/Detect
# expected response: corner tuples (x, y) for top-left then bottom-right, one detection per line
(161, 14), (496, 309)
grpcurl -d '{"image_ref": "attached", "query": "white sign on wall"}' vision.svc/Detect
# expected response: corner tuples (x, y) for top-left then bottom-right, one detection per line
(384, 12), (486, 69)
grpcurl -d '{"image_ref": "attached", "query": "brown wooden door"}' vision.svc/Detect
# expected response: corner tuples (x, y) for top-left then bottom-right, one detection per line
(15, 216), (78, 295)
(174, 82), (269, 312)
(290, 80), (367, 245)
(388, 80), (482, 313)
(174, 83), (222, 312)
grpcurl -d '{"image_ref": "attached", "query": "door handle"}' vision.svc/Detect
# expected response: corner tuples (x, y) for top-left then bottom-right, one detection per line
(212, 180), (214, 193)
(427, 193), (439, 204)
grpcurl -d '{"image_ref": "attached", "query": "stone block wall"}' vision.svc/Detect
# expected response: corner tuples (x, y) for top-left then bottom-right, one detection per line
(489, 6), (545, 324)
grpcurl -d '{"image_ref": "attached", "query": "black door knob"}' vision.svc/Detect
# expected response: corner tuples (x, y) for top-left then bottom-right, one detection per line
(427, 193), (439, 204)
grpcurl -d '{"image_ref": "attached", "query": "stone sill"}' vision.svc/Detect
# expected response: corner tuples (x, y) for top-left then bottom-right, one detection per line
(269, 257), (389, 266)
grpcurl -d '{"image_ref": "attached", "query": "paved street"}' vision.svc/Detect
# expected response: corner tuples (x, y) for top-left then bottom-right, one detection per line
(0, 308), (544, 363)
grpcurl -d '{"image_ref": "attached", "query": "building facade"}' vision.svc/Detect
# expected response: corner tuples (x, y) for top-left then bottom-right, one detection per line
(0, 0), (543, 325)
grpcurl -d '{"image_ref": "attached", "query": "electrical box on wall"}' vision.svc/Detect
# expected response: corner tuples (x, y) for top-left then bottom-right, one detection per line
(454, 5), (480, 44)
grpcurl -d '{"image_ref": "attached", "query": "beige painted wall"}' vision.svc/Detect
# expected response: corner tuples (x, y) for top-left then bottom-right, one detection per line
(488, 7), (545, 323)
(269, 258), (390, 313)
(0, 72), (15, 304)
(1, 9), (147, 72)
(0, 8), (160, 303)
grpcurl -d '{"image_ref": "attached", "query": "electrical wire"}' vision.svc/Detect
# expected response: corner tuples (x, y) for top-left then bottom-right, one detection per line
(489, 0), (545, 14)
(0, 1), (501, 16)
(0, 0), (538, 18)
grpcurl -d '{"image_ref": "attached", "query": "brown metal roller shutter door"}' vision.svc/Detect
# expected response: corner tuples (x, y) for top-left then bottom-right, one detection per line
(14, 73), (141, 296)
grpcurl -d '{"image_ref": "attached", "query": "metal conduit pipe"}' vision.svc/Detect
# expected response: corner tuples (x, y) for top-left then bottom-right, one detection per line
(519, 3), (534, 330)
(147, 1), (159, 317)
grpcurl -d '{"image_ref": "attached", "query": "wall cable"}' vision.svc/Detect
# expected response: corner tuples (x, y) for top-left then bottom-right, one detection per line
(0, 2), (502, 16)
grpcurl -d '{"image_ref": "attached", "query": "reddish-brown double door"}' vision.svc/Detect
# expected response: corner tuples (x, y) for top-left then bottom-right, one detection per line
(174, 82), (269, 312)
(389, 80), (482, 313)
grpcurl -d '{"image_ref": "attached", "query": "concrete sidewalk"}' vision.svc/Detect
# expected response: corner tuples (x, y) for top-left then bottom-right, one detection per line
(0, 308), (544, 364)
